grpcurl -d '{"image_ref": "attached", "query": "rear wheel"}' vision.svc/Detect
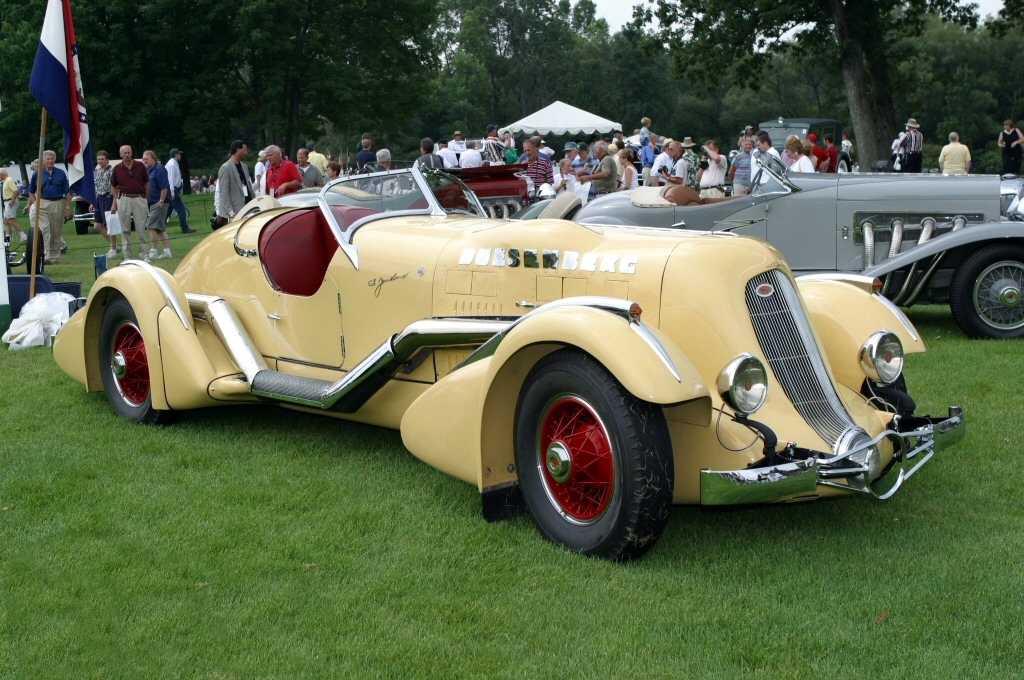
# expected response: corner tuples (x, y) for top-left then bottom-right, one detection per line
(99, 296), (176, 424)
(950, 244), (1024, 338)
(514, 349), (673, 561)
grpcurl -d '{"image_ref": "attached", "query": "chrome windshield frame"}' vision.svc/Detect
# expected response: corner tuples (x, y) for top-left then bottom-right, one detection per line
(316, 166), (488, 271)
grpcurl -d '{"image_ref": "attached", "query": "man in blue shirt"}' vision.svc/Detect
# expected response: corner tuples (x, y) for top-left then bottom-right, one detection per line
(641, 135), (658, 186)
(29, 149), (71, 264)
(143, 150), (173, 260)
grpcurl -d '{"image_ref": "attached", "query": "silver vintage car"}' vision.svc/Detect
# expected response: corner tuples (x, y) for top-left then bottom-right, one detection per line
(529, 155), (1024, 339)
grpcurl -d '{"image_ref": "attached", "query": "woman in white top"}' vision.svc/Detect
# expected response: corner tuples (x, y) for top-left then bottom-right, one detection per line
(785, 137), (816, 173)
(555, 159), (577, 194)
(617, 148), (639, 191)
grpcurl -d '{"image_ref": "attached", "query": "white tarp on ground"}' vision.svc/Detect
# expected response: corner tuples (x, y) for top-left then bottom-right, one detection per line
(499, 101), (621, 137)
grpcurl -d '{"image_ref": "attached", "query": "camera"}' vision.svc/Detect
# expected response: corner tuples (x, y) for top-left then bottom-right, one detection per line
(698, 158), (709, 170)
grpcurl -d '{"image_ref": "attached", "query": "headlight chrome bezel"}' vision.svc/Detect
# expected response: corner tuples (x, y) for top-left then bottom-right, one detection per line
(860, 330), (904, 385)
(717, 353), (768, 415)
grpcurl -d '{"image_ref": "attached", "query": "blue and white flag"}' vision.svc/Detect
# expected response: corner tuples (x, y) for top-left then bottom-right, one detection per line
(29, 0), (95, 204)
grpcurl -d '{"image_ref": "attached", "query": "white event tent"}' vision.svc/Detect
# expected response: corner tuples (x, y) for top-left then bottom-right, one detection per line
(499, 101), (622, 137)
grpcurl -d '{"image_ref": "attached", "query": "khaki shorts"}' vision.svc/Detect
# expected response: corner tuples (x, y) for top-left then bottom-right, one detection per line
(146, 203), (166, 232)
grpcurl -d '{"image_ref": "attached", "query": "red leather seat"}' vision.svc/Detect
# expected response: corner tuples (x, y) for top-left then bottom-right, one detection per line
(258, 209), (337, 297)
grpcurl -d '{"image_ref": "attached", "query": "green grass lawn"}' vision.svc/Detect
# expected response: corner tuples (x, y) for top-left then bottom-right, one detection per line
(2, 212), (1023, 677)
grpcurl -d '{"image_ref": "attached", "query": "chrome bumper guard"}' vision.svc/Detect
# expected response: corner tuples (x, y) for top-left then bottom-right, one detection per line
(700, 407), (965, 505)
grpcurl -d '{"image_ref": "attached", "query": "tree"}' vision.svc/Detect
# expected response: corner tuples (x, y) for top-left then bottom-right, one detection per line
(0, 0), (439, 171)
(640, 0), (980, 168)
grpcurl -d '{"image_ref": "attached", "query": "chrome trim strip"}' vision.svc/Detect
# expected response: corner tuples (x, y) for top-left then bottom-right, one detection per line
(121, 259), (190, 330)
(317, 191), (360, 270)
(186, 291), (510, 411)
(186, 293), (269, 380)
(746, 270), (855, 448)
(795, 272), (878, 291)
(319, 318), (510, 412)
(457, 296), (683, 383)
(872, 293), (920, 342)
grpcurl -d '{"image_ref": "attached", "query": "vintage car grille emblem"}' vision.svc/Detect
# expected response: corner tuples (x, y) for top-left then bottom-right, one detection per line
(745, 270), (856, 450)
(755, 283), (775, 298)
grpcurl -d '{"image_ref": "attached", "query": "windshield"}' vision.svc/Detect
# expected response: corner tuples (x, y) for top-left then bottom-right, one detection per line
(321, 167), (486, 218)
(750, 152), (793, 197)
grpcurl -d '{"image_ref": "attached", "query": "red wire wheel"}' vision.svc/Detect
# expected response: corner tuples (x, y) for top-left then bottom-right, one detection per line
(98, 296), (175, 424)
(109, 321), (150, 406)
(538, 396), (615, 523)
(514, 348), (674, 560)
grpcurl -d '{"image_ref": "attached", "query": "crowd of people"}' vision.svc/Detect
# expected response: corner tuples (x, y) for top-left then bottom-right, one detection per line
(15, 115), (1023, 268)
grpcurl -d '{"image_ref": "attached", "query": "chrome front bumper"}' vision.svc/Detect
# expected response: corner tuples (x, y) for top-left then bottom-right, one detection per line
(700, 407), (965, 505)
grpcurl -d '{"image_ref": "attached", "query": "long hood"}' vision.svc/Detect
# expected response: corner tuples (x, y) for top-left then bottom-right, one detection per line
(428, 218), (786, 327)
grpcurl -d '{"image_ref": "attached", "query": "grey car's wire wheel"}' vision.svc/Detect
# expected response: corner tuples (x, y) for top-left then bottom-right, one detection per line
(513, 348), (673, 561)
(950, 244), (1024, 338)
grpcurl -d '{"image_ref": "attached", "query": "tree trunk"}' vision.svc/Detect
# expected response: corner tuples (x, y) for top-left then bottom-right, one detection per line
(831, 0), (896, 170)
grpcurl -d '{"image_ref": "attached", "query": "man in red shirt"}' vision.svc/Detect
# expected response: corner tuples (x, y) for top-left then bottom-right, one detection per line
(264, 145), (302, 198)
(110, 144), (151, 260)
(806, 133), (830, 172)
(823, 134), (840, 174)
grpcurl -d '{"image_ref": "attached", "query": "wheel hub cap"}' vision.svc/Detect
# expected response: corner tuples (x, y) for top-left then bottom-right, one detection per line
(538, 396), (615, 523)
(111, 351), (127, 379)
(996, 281), (1021, 308)
(545, 441), (572, 483)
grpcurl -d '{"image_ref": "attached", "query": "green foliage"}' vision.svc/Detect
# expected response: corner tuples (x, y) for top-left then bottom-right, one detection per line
(0, 0), (439, 169)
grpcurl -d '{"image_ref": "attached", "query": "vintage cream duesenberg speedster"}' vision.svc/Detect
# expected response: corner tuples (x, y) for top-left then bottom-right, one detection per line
(53, 165), (965, 560)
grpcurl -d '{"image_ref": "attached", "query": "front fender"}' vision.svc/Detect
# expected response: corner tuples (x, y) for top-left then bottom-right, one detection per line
(797, 274), (925, 392)
(400, 301), (709, 491)
(864, 221), (1024, 277)
(486, 305), (707, 405)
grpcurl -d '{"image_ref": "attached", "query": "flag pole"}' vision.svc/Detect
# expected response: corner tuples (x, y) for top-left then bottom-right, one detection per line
(29, 108), (48, 299)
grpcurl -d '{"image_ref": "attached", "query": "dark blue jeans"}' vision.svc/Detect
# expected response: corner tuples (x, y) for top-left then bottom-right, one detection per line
(165, 190), (190, 231)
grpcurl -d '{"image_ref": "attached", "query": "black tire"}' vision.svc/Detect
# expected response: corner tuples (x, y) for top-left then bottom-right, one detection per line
(98, 296), (177, 424)
(513, 349), (673, 561)
(950, 244), (1024, 339)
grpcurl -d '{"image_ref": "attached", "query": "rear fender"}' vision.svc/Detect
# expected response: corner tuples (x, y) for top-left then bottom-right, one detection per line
(797, 274), (925, 392)
(62, 262), (225, 410)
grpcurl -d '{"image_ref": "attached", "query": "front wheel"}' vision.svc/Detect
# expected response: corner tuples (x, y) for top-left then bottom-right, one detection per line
(950, 244), (1024, 338)
(513, 349), (674, 561)
(99, 296), (176, 424)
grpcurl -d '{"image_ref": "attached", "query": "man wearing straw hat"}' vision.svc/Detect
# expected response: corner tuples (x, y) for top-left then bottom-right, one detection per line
(896, 118), (924, 173)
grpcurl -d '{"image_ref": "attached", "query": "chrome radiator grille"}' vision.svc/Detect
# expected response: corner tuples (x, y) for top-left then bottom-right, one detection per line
(745, 270), (855, 450)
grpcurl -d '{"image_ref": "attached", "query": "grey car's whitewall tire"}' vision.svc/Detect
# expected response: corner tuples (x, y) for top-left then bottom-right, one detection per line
(950, 244), (1024, 339)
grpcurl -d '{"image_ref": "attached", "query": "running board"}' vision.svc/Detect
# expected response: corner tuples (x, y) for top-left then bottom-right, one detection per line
(186, 293), (509, 413)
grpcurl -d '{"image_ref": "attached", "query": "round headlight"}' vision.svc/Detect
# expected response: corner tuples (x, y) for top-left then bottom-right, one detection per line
(717, 353), (768, 415)
(860, 331), (904, 385)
